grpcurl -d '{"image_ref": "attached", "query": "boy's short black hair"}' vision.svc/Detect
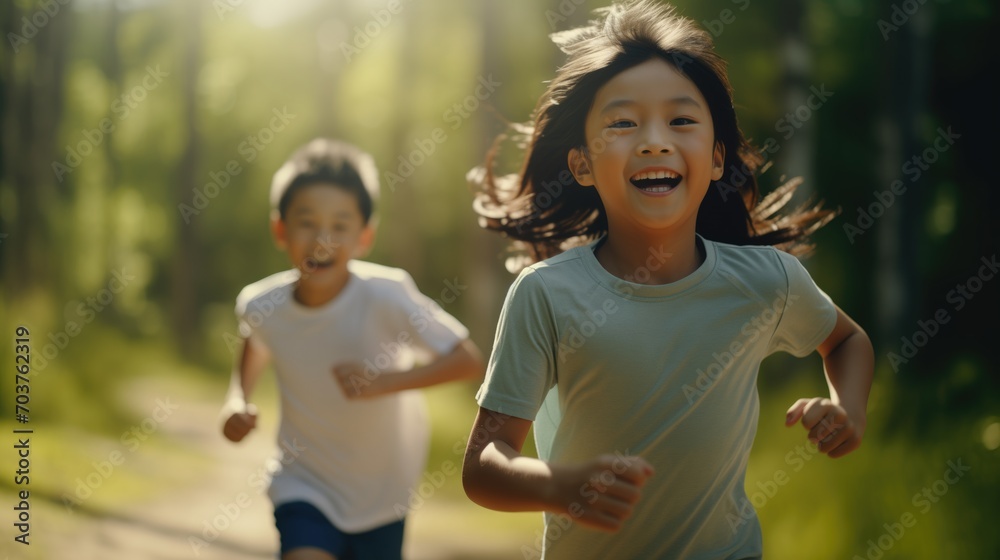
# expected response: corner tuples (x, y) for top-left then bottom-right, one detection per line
(270, 138), (379, 223)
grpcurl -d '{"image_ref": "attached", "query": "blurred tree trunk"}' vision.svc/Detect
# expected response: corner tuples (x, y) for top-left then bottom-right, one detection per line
(315, 7), (346, 138)
(779, 0), (814, 198)
(102, 2), (123, 268)
(875, 2), (927, 352)
(171, 0), (203, 355)
(461, 0), (507, 351)
(384, 10), (422, 277)
(0, 2), (72, 300)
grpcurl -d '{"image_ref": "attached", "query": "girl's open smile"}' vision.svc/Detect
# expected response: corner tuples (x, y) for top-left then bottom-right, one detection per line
(570, 57), (724, 234)
(629, 166), (683, 195)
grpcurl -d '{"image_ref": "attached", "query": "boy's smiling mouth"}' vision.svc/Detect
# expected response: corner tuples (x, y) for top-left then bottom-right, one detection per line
(629, 168), (682, 193)
(305, 257), (335, 270)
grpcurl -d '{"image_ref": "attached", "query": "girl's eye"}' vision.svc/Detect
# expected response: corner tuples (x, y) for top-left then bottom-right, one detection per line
(671, 117), (697, 126)
(608, 119), (636, 129)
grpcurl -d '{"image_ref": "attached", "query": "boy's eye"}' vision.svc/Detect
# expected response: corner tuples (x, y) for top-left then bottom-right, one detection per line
(671, 117), (697, 126)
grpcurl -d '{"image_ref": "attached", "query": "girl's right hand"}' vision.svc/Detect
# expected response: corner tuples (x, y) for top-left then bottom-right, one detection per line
(222, 403), (258, 443)
(549, 453), (654, 532)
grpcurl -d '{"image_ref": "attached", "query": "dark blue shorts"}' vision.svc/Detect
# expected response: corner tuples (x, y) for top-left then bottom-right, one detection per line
(273, 501), (404, 559)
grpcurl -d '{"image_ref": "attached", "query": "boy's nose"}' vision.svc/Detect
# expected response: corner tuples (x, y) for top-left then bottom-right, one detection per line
(312, 232), (340, 250)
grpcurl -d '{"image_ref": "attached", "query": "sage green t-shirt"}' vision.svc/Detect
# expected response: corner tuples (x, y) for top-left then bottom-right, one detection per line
(476, 236), (837, 560)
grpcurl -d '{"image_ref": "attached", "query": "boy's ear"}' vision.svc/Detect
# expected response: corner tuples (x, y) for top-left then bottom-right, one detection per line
(353, 223), (376, 258)
(568, 148), (595, 186)
(711, 141), (726, 181)
(270, 211), (288, 251)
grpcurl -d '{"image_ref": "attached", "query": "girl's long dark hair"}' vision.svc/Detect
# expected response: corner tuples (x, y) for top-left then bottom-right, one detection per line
(472, 0), (835, 267)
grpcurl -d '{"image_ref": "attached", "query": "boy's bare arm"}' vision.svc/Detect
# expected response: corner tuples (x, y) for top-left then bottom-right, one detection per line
(221, 338), (270, 443)
(333, 338), (484, 398)
(463, 407), (654, 533)
(786, 305), (874, 458)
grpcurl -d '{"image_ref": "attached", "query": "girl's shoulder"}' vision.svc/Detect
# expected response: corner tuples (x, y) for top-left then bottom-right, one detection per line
(506, 244), (596, 297)
(515, 244), (594, 278)
(709, 238), (802, 285)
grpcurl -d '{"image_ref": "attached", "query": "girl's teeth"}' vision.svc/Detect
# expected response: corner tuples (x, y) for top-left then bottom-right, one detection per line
(633, 170), (678, 180)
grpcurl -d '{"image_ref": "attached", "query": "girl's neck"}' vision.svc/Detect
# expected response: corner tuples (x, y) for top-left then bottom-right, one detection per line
(595, 223), (703, 285)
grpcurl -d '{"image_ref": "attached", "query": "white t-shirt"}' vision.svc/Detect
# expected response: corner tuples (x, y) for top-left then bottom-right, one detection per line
(476, 236), (837, 559)
(236, 260), (469, 532)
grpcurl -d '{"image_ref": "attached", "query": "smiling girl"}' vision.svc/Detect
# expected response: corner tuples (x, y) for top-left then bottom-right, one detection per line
(462, 2), (874, 558)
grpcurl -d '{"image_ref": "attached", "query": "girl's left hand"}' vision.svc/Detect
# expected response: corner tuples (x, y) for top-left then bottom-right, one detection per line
(332, 362), (383, 399)
(785, 397), (864, 458)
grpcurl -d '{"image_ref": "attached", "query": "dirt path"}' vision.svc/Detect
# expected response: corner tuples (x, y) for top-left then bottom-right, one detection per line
(2, 375), (537, 560)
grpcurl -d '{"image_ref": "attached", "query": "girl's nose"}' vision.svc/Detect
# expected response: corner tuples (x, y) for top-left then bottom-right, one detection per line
(637, 126), (674, 155)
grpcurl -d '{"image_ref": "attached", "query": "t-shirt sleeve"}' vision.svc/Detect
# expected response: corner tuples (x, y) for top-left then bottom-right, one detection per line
(391, 272), (469, 360)
(235, 287), (271, 353)
(475, 268), (558, 421)
(767, 251), (838, 357)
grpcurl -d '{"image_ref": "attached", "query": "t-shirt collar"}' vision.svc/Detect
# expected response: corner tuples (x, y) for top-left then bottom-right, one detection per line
(581, 234), (718, 299)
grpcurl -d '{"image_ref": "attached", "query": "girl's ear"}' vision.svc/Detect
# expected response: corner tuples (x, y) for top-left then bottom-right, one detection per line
(711, 141), (726, 181)
(568, 148), (595, 186)
(270, 211), (288, 251)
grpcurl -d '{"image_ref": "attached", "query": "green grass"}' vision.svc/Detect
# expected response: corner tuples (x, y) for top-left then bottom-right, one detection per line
(751, 369), (1000, 559)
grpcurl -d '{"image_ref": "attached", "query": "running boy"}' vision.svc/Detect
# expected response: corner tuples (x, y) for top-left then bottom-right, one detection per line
(221, 138), (483, 560)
